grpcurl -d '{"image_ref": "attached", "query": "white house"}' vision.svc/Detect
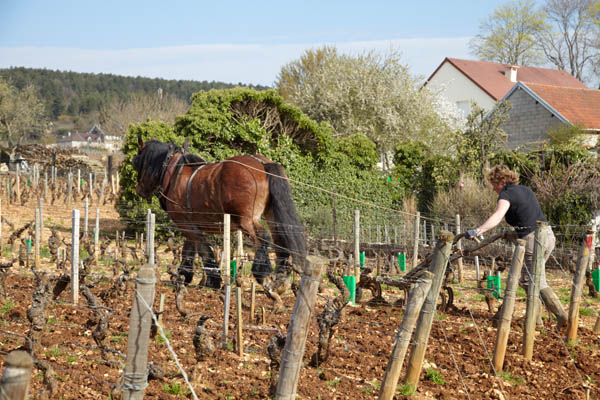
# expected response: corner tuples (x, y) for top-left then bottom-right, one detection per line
(424, 58), (587, 117)
(57, 124), (122, 151)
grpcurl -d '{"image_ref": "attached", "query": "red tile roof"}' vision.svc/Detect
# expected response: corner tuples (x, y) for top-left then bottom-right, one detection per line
(523, 83), (600, 130)
(426, 58), (587, 100)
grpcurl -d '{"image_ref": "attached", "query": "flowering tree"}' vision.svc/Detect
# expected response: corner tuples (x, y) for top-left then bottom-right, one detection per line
(276, 46), (459, 170)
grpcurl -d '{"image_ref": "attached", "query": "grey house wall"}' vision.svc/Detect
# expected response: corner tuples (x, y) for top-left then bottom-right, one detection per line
(501, 86), (564, 150)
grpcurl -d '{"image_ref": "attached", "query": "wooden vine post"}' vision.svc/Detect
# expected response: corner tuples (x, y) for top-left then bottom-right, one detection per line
(250, 281), (256, 322)
(84, 198), (89, 238)
(275, 256), (323, 400)
(354, 209), (360, 280)
(43, 169), (48, 201)
(145, 209), (151, 259)
(34, 208), (40, 269)
(223, 214), (231, 348)
(236, 286), (243, 357)
(237, 229), (244, 277)
(122, 213), (156, 400)
(0, 350), (34, 400)
(523, 221), (546, 361)
(0, 199), (3, 252)
(15, 164), (20, 205)
(88, 172), (93, 200)
(455, 214), (464, 283)
(71, 209), (80, 305)
(94, 207), (100, 264)
(379, 270), (434, 400)
(67, 171), (72, 206)
(38, 197), (44, 237)
(98, 174), (107, 205)
(412, 211), (420, 269)
(567, 230), (594, 342)
(404, 230), (453, 389)
(492, 239), (526, 373)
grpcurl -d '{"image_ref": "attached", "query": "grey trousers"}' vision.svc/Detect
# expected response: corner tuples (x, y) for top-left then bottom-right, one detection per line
(520, 225), (556, 291)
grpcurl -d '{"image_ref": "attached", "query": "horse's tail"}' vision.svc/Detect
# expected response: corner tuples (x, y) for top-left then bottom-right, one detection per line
(264, 163), (306, 264)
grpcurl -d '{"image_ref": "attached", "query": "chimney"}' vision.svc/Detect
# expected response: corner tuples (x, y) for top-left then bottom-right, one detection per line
(505, 65), (518, 82)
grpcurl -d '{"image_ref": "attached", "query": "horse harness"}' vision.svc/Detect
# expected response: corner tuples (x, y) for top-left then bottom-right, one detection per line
(158, 151), (267, 212)
(158, 148), (208, 211)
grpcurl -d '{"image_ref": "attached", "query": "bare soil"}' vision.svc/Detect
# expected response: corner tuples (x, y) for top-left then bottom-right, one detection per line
(1, 195), (599, 400)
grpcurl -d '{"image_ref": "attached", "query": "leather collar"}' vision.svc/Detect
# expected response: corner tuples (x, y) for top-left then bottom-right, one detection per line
(160, 152), (183, 194)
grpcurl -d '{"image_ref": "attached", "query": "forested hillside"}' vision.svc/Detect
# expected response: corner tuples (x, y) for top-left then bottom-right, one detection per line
(0, 67), (269, 120)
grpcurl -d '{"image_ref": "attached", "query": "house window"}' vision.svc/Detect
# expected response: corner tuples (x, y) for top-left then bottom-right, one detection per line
(456, 100), (471, 117)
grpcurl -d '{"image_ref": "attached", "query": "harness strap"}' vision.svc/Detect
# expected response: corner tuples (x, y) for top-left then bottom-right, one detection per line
(186, 164), (207, 209)
(161, 152), (183, 192)
(248, 154), (267, 165)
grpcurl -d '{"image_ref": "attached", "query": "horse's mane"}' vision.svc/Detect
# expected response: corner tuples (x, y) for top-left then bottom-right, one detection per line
(133, 140), (170, 182)
(181, 151), (206, 166)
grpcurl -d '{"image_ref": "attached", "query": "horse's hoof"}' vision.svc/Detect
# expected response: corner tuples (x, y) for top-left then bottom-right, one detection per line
(205, 276), (222, 290)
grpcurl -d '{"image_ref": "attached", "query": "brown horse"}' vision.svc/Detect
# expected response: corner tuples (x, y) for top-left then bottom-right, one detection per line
(132, 136), (306, 288)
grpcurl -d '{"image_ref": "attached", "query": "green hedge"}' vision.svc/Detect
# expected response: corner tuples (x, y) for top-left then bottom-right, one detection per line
(118, 88), (403, 239)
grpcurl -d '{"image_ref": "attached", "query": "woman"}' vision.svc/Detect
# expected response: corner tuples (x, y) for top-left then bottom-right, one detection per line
(465, 164), (567, 328)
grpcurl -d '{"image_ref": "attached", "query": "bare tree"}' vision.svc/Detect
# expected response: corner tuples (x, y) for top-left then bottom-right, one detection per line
(469, 0), (546, 65)
(0, 77), (49, 147)
(536, 0), (599, 82)
(99, 89), (189, 137)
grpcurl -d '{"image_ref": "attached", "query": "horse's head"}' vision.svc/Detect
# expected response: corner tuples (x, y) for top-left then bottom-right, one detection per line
(132, 135), (171, 199)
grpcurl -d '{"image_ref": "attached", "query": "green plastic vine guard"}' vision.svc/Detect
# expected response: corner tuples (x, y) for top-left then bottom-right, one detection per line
(343, 275), (356, 305)
(487, 275), (501, 299)
(398, 253), (406, 272)
(593, 269), (600, 292)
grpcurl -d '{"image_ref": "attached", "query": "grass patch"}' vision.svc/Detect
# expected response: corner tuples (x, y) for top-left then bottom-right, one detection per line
(155, 330), (171, 345)
(1, 299), (14, 315)
(579, 307), (595, 317)
(499, 370), (525, 385)
(110, 332), (128, 343)
(79, 248), (90, 259)
(516, 287), (527, 297)
(162, 382), (185, 395)
(425, 368), (445, 384)
(470, 294), (486, 302)
(557, 288), (571, 305)
(361, 386), (373, 394)
(66, 355), (78, 364)
(326, 377), (341, 387)
(40, 246), (51, 258)
(47, 346), (62, 357)
(397, 383), (415, 396)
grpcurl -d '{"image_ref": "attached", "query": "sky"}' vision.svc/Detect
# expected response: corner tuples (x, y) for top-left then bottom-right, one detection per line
(0, 0), (510, 87)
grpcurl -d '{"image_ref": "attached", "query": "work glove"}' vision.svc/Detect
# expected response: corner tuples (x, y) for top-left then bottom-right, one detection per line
(464, 229), (481, 240)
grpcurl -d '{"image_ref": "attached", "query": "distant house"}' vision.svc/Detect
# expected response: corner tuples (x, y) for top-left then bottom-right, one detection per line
(424, 57), (587, 116)
(57, 124), (122, 151)
(498, 82), (600, 150)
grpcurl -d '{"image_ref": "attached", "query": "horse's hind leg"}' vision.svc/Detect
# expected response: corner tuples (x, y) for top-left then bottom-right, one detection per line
(197, 239), (222, 289)
(250, 225), (273, 285)
(178, 239), (196, 285)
